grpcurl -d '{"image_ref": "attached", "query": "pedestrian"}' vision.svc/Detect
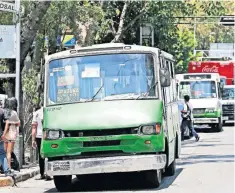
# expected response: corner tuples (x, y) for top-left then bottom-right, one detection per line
(181, 95), (200, 142)
(0, 103), (10, 175)
(1, 97), (20, 171)
(32, 105), (51, 180)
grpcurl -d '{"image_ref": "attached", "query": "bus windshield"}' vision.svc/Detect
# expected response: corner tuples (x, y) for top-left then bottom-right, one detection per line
(179, 80), (217, 99)
(222, 88), (235, 100)
(47, 53), (157, 105)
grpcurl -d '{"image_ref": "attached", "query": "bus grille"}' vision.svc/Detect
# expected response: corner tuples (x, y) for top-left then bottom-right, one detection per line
(63, 127), (138, 137)
(222, 104), (234, 114)
(193, 108), (205, 114)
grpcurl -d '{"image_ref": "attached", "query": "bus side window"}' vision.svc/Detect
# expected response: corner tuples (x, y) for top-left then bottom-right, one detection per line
(170, 61), (174, 78)
(217, 82), (221, 98)
(170, 61), (176, 101)
(166, 60), (173, 102)
(162, 88), (167, 120)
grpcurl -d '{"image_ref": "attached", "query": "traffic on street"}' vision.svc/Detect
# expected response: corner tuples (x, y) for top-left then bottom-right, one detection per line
(0, 125), (233, 193)
(0, 1), (234, 193)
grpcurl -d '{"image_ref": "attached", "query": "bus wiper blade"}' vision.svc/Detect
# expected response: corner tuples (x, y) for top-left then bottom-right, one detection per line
(86, 83), (104, 102)
(135, 81), (158, 100)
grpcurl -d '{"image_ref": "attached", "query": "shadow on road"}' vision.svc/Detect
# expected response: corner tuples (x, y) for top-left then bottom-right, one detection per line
(223, 123), (234, 127)
(183, 143), (233, 148)
(194, 122), (234, 133)
(178, 154), (234, 166)
(46, 168), (184, 192)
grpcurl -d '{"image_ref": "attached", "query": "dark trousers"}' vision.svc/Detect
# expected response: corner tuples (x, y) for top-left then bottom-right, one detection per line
(36, 138), (44, 176)
(181, 119), (198, 140)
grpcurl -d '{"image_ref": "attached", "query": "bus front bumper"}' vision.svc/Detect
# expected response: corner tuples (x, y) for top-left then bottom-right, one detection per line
(45, 154), (166, 176)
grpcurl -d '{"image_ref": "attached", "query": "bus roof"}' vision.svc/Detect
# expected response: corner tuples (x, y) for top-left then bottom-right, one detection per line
(45, 43), (174, 64)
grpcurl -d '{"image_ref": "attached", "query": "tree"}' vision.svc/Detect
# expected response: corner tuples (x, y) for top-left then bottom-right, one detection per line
(173, 26), (197, 73)
(20, 1), (51, 66)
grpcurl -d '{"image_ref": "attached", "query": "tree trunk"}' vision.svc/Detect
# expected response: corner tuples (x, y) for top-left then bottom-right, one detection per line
(19, 0), (51, 135)
(20, 1), (51, 67)
(111, 2), (129, 43)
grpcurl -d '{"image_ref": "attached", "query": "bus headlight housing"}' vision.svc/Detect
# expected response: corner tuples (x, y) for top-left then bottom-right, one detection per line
(46, 129), (64, 140)
(141, 123), (161, 135)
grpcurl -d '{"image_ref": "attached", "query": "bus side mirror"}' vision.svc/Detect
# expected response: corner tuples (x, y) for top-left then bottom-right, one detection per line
(36, 73), (44, 92)
(160, 67), (171, 87)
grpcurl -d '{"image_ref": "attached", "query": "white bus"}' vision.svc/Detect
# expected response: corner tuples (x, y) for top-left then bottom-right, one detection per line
(222, 85), (235, 124)
(176, 73), (223, 132)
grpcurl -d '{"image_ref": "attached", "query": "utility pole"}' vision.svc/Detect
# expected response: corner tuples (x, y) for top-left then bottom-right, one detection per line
(14, 0), (23, 168)
(193, 17), (196, 56)
(15, 0), (20, 112)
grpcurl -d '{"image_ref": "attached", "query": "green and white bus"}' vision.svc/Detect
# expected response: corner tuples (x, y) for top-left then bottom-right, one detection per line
(176, 73), (223, 132)
(41, 43), (181, 191)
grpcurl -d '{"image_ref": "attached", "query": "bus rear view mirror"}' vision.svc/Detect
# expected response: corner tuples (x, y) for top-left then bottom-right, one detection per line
(37, 73), (44, 92)
(160, 67), (171, 87)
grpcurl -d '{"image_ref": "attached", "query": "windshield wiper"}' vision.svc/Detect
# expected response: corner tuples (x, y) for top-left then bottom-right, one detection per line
(86, 82), (104, 102)
(135, 81), (158, 100)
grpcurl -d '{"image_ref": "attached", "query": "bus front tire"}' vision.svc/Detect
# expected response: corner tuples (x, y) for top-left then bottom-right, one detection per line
(54, 175), (72, 192)
(145, 169), (162, 188)
(222, 120), (226, 126)
(165, 139), (177, 176)
(215, 118), (223, 132)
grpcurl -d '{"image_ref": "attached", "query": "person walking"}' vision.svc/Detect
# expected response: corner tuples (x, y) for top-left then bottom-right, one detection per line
(1, 97), (20, 171)
(32, 105), (51, 180)
(0, 103), (9, 175)
(181, 95), (200, 142)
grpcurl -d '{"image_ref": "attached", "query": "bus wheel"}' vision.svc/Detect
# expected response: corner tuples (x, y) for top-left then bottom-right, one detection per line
(54, 175), (72, 192)
(165, 159), (176, 176)
(215, 118), (223, 132)
(145, 169), (162, 188)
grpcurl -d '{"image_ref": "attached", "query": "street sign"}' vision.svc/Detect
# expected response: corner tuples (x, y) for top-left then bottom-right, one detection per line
(0, 25), (16, 58)
(0, 1), (15, 13)
(57, 35), (77, 47)
(220, 15), (235, 26)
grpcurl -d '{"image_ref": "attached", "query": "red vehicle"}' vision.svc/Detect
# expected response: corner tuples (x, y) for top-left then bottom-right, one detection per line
(188, 59), (234, 85)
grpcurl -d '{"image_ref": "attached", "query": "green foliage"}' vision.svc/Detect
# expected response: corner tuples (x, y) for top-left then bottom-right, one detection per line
(173, 27), (196, 73)
(22, 68), (39, 106)
(0, 59), (9, 73)
(40, 1), (103, 49)
(0, 0), (234, 97)
(0, 12), (13, 25)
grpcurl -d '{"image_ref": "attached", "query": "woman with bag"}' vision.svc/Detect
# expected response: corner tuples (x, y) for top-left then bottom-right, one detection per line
(1, 98), (20, 171)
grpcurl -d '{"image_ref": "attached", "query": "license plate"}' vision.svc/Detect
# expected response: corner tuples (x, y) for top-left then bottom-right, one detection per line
(223, 117), (229, 120)
(53, 161), (70, 171)
(194, 120), (207, 123)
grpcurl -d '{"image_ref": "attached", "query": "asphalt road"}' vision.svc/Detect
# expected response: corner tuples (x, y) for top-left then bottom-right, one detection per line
(1, 124), (234, 193)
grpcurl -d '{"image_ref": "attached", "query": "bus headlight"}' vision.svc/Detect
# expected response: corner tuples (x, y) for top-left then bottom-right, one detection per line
(205, 108), (216, 113)
(46, 129), (64, 140)
(141, 123), (161, 135)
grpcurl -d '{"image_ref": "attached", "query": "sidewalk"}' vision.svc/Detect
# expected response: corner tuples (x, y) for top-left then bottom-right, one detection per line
(0, 166), (39, 187)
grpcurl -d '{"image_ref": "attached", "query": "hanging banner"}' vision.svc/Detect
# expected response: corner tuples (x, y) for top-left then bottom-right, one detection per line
(0, 1), (15, 13)
(0, 25), (16, 58)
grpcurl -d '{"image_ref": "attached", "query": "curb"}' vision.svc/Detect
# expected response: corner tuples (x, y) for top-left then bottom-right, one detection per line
(0, 168), (39, 187)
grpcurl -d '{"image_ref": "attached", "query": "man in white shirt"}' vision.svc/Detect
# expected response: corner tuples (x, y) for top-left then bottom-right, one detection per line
(181, 95), (199, 142)
(32, 106), (51, 180)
